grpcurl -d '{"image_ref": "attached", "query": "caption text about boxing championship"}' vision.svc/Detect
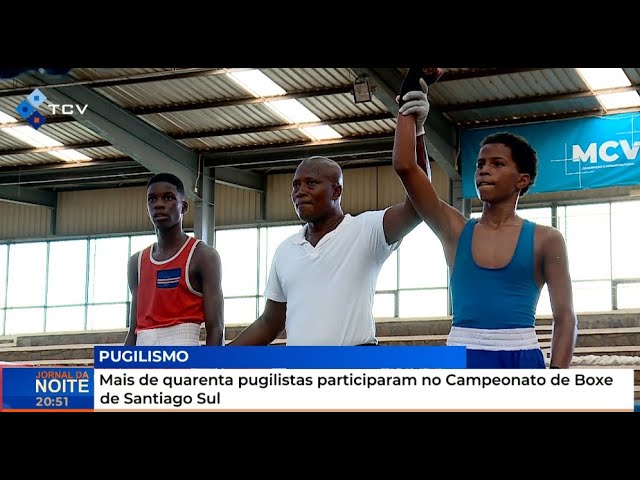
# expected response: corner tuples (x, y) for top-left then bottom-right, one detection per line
(93, 369), (634, 410)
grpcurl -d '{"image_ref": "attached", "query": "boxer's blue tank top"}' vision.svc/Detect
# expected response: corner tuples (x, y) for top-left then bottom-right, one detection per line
(450, 218), (541, 329)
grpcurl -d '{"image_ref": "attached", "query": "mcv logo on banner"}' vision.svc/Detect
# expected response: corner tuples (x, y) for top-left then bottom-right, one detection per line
(572, 140), (640, 164)
(16, 88), (89, 130)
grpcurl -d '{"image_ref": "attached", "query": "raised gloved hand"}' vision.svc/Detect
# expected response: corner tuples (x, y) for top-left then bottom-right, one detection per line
(398, 67), (441, 106)
(398, 77), (430, 136)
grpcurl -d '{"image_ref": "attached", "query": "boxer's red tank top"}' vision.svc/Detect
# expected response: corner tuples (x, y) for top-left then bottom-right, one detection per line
(136, 236), (204, 332)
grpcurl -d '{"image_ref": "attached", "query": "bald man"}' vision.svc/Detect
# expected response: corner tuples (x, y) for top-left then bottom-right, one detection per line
(229, 138), (429, 346)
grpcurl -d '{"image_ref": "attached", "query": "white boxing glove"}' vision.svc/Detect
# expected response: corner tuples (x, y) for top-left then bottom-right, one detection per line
(398, 78), (430, 136)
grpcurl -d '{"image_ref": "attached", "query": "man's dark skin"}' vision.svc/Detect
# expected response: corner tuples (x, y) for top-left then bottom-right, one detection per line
(392, 81), (577, 367)
(124, 180), (224, 346)
(228, 138), (430, 346)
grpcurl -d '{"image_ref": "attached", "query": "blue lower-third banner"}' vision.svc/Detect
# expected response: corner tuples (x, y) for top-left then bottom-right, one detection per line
(2, 368), (94, 411)
(94, 346), (467, 369)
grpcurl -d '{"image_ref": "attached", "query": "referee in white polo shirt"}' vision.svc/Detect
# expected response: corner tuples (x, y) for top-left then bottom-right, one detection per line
(228, 96), (430, 346)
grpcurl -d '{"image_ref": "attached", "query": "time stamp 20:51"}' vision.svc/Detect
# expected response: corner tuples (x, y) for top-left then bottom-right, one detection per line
(35, 396), (70, 407)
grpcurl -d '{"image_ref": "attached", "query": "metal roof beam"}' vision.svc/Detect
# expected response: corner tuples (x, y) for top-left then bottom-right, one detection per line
(17, 72), (264, 194)
(0, 85), (355, 129)
(0, 114), (394, 162)
(440, 84), (640, 113)
(204, 135), (395, 168)
(129, 86), (352, 115)
(0, 184), (56, 208)
(438, 68), (547, 82)
(0, 159), (143, 182)
(0, 68), (238, 98)
(214, 167), (265, 192)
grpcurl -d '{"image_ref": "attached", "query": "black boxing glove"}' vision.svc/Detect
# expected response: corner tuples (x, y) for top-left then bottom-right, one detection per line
(398, 67), (443, 108)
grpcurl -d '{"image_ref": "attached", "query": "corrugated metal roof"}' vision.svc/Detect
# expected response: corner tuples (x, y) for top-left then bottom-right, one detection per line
(448, 97), (603, 126)
(142, 103), (287, 134)
(0, 77), (28, 91)
(0, 95), (29, 122)
(79, 146), (127, 159)
(331, 119), (396, 137)
(39, 122), (106, 143)
(430, 68), (586, 106)
(0, 130), (22, 149)
(0, 152), (65, 168)
(141, 93), (391, 136)
(297, 93), (389, 118)
(1, 67), (638, 192)
(94, 69), (356, 111)
(69, 68), (176, 81)
(0, 121), (106, 150)
(0, 148), (126, 169)
(95, 72), (248, 108)
(262, 68), (354, 90)
(624, 68), (640, 83)
(0, 132), (123, 166)
(179, 129), (308, 151)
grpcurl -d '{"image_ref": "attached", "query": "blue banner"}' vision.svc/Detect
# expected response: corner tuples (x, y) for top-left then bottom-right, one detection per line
(460, 112), (640, 198)
(94, 346), (467, 369)
(2, 368), (94, 411)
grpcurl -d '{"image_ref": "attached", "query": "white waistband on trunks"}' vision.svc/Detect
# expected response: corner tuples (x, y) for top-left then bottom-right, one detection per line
(446, 325), (540, 351)
(137, 323), (202, 346)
